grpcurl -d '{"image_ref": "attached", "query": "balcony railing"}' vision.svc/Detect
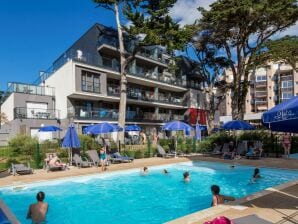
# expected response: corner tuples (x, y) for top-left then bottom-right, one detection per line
(8, 82), (55, 96)
(14, 107), (59, 120)
(255, 81), (267, 87)
(68, 106), (183, 122)
(107, 85), (185, 105)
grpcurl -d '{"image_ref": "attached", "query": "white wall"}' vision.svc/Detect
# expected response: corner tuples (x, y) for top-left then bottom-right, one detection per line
(1, 94), (14, 121)
(44, 61), (75, 119)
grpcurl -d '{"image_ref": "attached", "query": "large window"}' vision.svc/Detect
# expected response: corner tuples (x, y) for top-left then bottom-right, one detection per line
(282, 92), (293, 99)
(81, 71), (100, 93)
(281, 80), (293, 88)
(256, 75), (267, 82)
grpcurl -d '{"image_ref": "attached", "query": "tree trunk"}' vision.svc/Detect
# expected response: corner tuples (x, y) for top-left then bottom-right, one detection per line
(115, 2), (127, 143)
(231, 84), (245, 120)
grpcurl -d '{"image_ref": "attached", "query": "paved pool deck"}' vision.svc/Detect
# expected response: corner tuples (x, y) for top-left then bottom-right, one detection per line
(0, 156), (297, 224)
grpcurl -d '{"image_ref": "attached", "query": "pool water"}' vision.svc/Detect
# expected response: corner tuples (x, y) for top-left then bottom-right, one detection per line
(1, 161), (298, 224)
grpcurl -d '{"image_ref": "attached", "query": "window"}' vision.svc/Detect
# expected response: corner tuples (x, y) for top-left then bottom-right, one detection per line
(26, 102), (48, 119)
(81, 71), (100, 93)
(282, 92), (293, 99)
(256, 75), (267, 82)
(281, 81), (293, 88)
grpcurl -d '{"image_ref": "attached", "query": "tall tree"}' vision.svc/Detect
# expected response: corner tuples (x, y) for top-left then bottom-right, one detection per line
(262, 35), (298, 69)
(93, 0), (191, 141)
(195, 0), (298, 119)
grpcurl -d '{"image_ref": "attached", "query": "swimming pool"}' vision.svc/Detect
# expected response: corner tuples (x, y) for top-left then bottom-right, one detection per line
(1, 161), (298, 224)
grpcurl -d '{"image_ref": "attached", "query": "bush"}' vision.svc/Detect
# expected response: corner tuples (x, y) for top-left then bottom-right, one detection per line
(8, 135), (38, 157)
(134, 150), (144, 159)
(33, 144), (42, 169)
(79, 135), (97, 152)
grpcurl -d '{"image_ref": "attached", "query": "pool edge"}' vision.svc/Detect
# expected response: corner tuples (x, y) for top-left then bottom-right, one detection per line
(166, 179), (298, 224)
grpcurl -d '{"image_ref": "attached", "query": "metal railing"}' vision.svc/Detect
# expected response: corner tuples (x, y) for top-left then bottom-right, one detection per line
(68, 106), (183, 122)
(14, 107), (60, 120)
(107, 84), (185, 105)
(8, 82), (55, 96)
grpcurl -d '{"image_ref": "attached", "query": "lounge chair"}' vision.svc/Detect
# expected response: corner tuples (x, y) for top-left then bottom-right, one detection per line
(110, 152), (134, 163)
(157, 144), (176, 158)
(44, 153), (67, 172)
(209, 145), (222, 156)
(236, 142), (246, 156)
(10, 163), (33, 176)
(72, 154), (92, 168)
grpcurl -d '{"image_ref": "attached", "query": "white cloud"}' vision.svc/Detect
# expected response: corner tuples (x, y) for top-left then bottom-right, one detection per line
(169, 0), (215, 26)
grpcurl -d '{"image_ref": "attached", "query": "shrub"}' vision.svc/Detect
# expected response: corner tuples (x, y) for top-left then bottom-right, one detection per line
(134, 150), (144, 159)
(8, 135), (38, 157)
(78, 134), (97, 152)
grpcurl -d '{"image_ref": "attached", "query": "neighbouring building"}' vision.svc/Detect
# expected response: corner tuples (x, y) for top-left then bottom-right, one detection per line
(0, 23), (207, 145)
(217, 61), (298, 124)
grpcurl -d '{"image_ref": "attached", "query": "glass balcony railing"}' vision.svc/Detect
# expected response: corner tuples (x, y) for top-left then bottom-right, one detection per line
(68, 106), (183, 122)
(14, 107), (59, 120)
(107, 85), (185, 105)
(8, 82), (55, 96)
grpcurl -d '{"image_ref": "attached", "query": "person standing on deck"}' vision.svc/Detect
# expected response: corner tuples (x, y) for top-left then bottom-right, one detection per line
(282, 133), (291, 158)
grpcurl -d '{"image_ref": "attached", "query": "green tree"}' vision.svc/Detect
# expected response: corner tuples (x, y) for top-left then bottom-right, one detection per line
(93, 0), (191, 141)
(194, 0), (298, 119)
(262, 36), (298, 69)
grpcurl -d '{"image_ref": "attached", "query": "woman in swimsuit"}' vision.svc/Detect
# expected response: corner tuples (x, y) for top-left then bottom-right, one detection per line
(282, 133), (291, 158)
(99, 147), (107, 172)
(211, 185), (235, 207)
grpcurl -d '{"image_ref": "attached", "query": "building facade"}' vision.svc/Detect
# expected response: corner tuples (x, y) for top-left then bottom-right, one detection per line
(0, 23), (206, 145)
(217, 62), (298, 123)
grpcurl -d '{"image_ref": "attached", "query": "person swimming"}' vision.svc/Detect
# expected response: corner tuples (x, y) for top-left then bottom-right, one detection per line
(250, 168), (261, 183)
(163, 169), (169, 174)
(210, 185), (235, 207)
(27, 191), (48, 224)
(183, 171), (190, 182)
(140, 167), (148, 175)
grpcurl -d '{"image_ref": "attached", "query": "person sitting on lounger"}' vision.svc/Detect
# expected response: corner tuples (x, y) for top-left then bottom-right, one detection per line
(49, 156), (67, 169)
(99, 147), (107, 172)
(140, 167), (148, 176)
(250, 168), (261, 183)
(27, 191), (48, 224)
(210, 185), (235, 207)
(183, 171), (190, 182)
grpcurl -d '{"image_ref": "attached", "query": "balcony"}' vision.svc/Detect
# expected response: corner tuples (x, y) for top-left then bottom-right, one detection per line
(107, 84), (185, 105)
(8, 82), (55, 96)
(254, 100), (267, 105)
(279, 64), (293, 71)
(14, 107), (59, 120)
(97, 37), (166, 64)
(68, 106), (183, 122)
(255, 81), (267, 88)
(254, 91), (267, 98)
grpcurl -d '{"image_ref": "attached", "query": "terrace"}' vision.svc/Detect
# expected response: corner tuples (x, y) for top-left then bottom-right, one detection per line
(14, 107), (60, 120)
(7, 82), (55, 96)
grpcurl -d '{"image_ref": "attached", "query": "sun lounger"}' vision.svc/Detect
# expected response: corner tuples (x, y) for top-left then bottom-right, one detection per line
(157, 144), (176, 158)
(110, 152), (134, 163)
(72, 154), (92, 168)
(236, 142), (246, 155)
(209, 145), (222, 156)
(233, 215), (272, 224)
(10, 163), (33, 176)
(86, 150), (100, 166)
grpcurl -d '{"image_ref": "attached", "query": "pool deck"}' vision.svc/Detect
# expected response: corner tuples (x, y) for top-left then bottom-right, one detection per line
(0, 156), (297, 224)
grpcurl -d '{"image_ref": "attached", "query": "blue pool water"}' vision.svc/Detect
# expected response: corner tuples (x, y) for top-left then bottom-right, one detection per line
(0, 161), (298, 224)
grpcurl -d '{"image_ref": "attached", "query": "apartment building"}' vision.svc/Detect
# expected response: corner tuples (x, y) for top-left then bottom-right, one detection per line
(0, 23), (206, 144)
(217, 61), (298, 123)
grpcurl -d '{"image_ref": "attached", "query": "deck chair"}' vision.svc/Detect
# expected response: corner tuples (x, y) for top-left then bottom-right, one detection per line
(10, 163), (33, 176)
(110, 152), (134, 163)
(87, 150), (101, 166)
(236, 142), (246, 155)
(157, 144), (176, 158)
(221, 143), (229, 154)
(72, 154), (92, 168)
(210, 145), (222, 156)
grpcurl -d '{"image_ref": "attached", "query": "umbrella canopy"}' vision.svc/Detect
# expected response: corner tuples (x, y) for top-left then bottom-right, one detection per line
(125, 124), (141, 132)
(222, 120), (255, 130)
(62, 124), (80, 148)
(162, 121), (194, 131)
(39, 125), (62, 132)
(86, 122), (123, 135)
(262, 96), (298, 133)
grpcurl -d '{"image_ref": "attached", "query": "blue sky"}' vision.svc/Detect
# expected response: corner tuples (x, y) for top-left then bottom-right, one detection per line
(0, 0), (118, 90)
